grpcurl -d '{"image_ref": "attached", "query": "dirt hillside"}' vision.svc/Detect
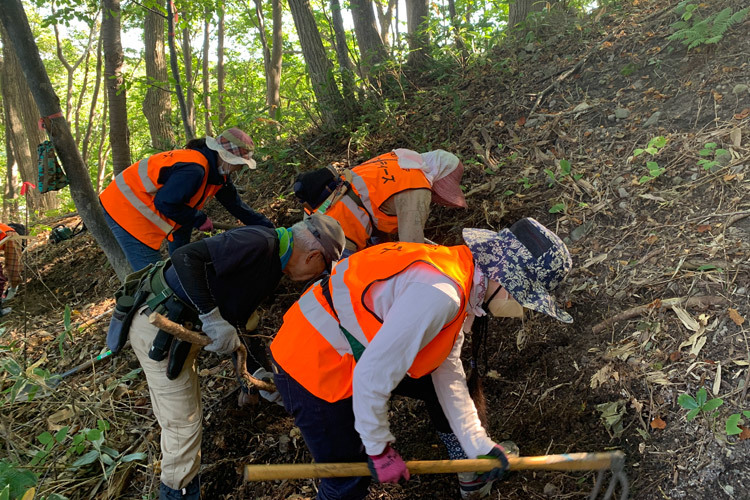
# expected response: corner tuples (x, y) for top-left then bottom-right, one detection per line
(2, 0), (749, 499)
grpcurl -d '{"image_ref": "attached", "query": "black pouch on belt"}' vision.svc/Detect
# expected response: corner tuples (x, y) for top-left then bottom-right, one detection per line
(106, 266), (152, 354)
(162, 296), (201, 379)
(166, 339), (193, 380)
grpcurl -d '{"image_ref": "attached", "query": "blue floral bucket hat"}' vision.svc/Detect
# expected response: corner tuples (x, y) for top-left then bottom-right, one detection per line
(463, 218), (573, 323)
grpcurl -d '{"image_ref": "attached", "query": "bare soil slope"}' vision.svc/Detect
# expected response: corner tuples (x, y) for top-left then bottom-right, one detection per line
(2, 1), (749, 498)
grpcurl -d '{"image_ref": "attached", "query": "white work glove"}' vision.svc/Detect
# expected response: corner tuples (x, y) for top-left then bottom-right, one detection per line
(4, 286), (18, 301)
(252, 367), (284, 406)
(199, 307), (240, 356)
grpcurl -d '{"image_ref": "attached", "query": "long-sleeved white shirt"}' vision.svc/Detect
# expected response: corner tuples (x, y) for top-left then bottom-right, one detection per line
(351, 262), (495, 458)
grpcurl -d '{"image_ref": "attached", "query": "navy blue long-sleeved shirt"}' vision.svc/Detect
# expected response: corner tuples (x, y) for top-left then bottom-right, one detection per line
(153, 145), (274, 229)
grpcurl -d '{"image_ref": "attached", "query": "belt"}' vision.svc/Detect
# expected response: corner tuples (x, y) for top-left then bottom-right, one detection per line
(143, 260), (200, 327)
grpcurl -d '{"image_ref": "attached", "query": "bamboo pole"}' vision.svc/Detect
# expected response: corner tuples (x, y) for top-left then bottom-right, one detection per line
(245, 451), (624, 481)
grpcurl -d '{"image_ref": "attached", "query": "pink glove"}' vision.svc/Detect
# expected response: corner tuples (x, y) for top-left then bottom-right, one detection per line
(367, 444), (410, 483)
(198, 217), (213, 232)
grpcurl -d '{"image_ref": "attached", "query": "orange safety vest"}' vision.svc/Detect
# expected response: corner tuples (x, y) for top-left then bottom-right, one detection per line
(323, 152), (431, 251)
(99, 150), (224, 249)
(270, 242), (474, 403)
(0, 223), (15, 247)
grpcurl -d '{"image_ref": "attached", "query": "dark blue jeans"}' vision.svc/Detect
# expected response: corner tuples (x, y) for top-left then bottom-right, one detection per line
(272, 360), (451, 500)
(273, 361), (370, 500)
(102, 206), (192, 271)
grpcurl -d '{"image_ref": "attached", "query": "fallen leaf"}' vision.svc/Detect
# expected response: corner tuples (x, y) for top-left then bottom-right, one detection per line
(645, 235), (658, 245)
(712, 90), (723, 102)
(517, 116), (526, 126)
(696, 224), (712, 233)
(734, 108), (750, 120)
(729, 127), (741, 147)
(648, 299), (662, 309)
(591, 364), (616, 389)
(650, 417), (666, 429)
(669, 351), (682, 362)
(740, 426), (750, 441)
(724, 173), (737, 182)
(728, 308), (745, 326)
(673, 305), (701, 332)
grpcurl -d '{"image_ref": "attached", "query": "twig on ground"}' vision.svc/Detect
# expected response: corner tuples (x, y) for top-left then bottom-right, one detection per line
(591, 296), (729, 334)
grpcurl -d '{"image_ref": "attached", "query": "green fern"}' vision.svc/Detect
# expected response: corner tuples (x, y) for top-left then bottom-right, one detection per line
(668, 5), (749, 49)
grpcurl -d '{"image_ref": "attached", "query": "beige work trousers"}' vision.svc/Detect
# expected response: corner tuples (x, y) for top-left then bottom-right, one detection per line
(130, 306), (203, 490)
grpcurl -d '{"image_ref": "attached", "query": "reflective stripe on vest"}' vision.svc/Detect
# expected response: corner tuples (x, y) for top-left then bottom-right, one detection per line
(322, 153), (431, 251)
(99, 150), (222, 249)
(270, 242), (474, 402)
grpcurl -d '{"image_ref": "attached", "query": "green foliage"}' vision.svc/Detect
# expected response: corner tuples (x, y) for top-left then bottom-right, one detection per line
(725, 410), (750, 436)
(0, 460), (36, 500)
(68, 420), (147, 479)
(678, 387), (723, 421)
(0, 349), (53, 403)
(668, 3), (749, 49)
(697, 142), (730, 170)
(633, 136), (667, 183)
(56, 305), (74, 358)
(549, 202), (566, 214)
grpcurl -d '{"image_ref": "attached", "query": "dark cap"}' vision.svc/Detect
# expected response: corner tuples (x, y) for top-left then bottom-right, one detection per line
(304, 213), (346, 270)
(293, 167), (339, 209)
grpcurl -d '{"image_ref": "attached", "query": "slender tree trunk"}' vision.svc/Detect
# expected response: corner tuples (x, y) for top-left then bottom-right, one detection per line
(102, 0), (131, 176)
(181, 12), (195, 133)
(254, 0), (283, 120)
(405, 0), (430, 69)
(330, 0), (357, 105)
(287, 0), (347, 129)
(97, 96), (109, 193)
(349, 0), (388, 73)
(202, 9), (213, 136)
(217, 1), (226, 127)
(166, 0), (194, 141)
(374, 0), (396, 48)
(144, 2), (175, 151)
(0, 22), (53, 212)
(0, 0), (131, 280)
(2, 105), (19, 220)
(82, 34), (103, 164)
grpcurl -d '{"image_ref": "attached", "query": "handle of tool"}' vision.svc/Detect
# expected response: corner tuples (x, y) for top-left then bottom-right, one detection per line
(148, 312), (276, 393)
(244, 451), (624, 481)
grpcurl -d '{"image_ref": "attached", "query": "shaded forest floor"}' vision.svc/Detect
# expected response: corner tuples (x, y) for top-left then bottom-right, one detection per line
(2, 0), (750, 498)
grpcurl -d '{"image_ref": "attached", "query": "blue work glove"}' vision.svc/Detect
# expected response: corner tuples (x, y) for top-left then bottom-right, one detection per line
(199, 308), (240, 355)
(479, 444), (510, 481)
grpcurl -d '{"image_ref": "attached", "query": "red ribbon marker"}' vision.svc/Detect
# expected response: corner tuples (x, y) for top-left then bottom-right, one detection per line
(21, 182), (36, 195)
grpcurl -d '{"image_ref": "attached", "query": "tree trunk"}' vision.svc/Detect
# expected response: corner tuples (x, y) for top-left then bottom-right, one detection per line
(82, 33), (103, 164)
(102, 0), (131, 176)
(508, 0), (550, 34)
(287, 0), (346, 130)
(2, 105), (19, 221)
(254, 0), (283, 120)
(0, 0), (131, 280)
(349, 0), (388, 74)
(374, 0), (396, 48)
(405, 0), (430, 69)
(181, 12), (195, 134)
(96, 95), (109, 193)
(202, 8), (213, 136)
(166, 0), (194, 141)
(0, 22), (55, 212)
(329, 0), (357, 106)
(143, 2), (175, 151)
(217, 1), (226, 127)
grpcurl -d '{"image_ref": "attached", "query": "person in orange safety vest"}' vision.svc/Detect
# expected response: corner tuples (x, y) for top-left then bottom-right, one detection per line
(0, 223), (23, 316)
(270, 217), (574, 500)
(293, 149), (467, 255)
(99, 128), (274, 271)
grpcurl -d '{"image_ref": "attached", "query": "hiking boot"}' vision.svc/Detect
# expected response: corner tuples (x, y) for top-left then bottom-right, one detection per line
(159, 475), (200, 499)
(458, 441), (519, 499)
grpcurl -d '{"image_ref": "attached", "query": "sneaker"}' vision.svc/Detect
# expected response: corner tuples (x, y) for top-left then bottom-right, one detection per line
(458, 441), (520, 499)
